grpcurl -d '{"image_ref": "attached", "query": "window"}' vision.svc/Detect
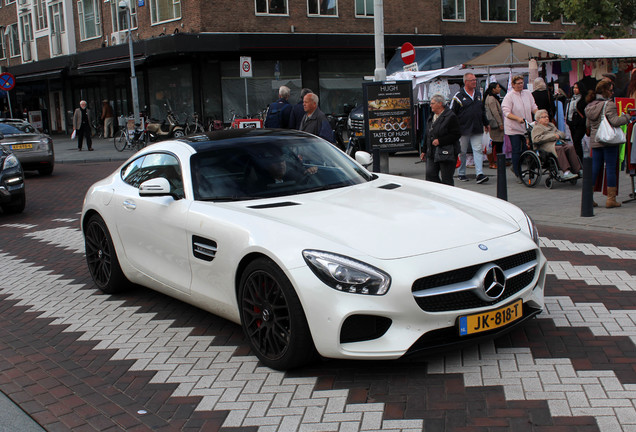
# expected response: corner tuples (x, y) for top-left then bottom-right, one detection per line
(8, 24), (20, 57)
(529, 0), (546, 23)
(5, 0), (15, 5)
(78, 0), (101, 40)
(150, 0), (181, 24)
(481, 0), (516, 22)
(355, 0), (373, 16)
(442, 0), (465, 20)
(255, 0), (288, 15)
(19, 13), (33, 61)
(111, 0), (137, 31)
(48, 2), (65, 32)
(35, 0), (47, 30)
(0, 35), (5, 59)
(308, 0), (336, 16)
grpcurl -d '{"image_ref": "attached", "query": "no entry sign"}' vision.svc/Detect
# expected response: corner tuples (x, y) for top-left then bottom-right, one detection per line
(400, 43), (415, 65)
(0, 72), (15, 91)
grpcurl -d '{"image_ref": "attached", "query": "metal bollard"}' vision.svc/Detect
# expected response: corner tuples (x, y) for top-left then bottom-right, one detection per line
(580, 156), (594, 217)
(496, 153), (507, 201)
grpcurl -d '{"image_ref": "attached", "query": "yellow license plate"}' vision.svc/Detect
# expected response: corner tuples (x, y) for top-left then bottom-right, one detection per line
(12, 144), (33, 150)
(459, 299), (522, 336)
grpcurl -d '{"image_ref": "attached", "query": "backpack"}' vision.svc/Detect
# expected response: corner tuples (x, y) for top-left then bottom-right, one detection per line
(264, 101), (286, 128)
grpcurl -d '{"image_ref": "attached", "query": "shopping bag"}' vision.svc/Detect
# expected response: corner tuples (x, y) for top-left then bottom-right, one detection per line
(71, 130), (76, 139)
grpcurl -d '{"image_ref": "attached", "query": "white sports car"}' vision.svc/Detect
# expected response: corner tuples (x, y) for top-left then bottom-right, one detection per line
(81, 129), (546, 370)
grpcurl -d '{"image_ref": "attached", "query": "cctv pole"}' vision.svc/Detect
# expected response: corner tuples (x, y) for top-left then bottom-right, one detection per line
(125, 1), (141, 129)
(373, 0), (389, 173)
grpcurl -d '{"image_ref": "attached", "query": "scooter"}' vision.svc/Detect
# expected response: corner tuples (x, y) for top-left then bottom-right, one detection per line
(146, 103), (185, 142)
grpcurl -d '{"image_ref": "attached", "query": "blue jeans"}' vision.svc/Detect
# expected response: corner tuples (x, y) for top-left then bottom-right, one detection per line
(592, 145), (619, 188)
(458, 134), (484, 176)
(508, 134), (525, 177)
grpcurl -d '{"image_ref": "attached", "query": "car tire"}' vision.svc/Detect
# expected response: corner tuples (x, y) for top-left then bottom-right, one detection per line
(239, 258), (317, 370)
(2, 193), (25, 214)
(84, 214), (131, 294)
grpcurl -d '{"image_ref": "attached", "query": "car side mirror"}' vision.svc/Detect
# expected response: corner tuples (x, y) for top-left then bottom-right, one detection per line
(139, 177), (174, 198)
(354, 151), (373, 168)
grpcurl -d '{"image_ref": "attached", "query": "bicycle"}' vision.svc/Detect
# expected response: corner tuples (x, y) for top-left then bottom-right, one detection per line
(91, 120), (103, 139)
(114, 116), (149, 152)
(184, 112), (205, 135)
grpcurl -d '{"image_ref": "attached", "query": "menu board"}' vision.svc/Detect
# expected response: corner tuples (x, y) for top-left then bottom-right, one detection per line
(363, 81), (414, 152)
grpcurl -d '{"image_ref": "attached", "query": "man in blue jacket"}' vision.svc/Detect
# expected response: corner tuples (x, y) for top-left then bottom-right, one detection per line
(451, 73), (490, 183)
(265, 85), (292, 128)
(300, 93), (334, 143)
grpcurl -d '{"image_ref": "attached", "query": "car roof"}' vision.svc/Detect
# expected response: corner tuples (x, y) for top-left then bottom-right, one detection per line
(179, 129), (319, 153)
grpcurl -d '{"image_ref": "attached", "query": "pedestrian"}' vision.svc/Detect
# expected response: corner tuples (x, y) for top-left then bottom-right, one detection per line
(502, 75), (538, 182)
(584, 79), (630, 208)
(289, 88), (313, 130)
(299, 93), (334, 143)
(450, 73), (489, 184)
(565, 81), (588, 161)
(73, 100), (93, 151)
(531, 77), (555, 123)
(421, 94), (461, 186)
(101, 100), (115, 138)
(483, 82), (504, 169)
(264, 85), (292, 129)
(531, 109), (581, 180)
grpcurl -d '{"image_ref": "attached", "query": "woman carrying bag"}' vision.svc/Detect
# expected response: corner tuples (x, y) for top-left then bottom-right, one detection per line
(420, 94), (461, 186)
(584, 79), (630, 208)
(484, 82), (504, 169)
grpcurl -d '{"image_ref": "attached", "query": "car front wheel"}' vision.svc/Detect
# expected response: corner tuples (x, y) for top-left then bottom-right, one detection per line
(84, 214), (131, 294)
(239, 258), (317, 370)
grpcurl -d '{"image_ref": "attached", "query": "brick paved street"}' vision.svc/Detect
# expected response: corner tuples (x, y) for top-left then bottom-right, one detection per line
(0, 161), (635, 431)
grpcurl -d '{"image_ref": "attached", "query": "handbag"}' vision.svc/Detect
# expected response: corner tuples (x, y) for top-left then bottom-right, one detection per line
(596, 101), (625, 145)
(434, 145), (456, 162)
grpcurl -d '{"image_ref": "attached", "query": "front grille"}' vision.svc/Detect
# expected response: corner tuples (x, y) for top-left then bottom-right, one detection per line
(412, 250), (537, 312)
(350, 118), (365, 133)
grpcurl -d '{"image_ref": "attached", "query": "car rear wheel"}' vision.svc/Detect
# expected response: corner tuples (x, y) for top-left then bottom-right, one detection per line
(239, 258), (317, 370)
(84, 214), (131, 294)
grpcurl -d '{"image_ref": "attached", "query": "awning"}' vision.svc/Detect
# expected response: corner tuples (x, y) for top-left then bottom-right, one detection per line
(75, 57), (145, 74)
(15, 69), (64, 81)
(465, 38), (636, 67)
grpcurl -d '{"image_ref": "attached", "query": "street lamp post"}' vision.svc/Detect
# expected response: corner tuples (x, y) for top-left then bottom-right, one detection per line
(120, 0), (140, 129)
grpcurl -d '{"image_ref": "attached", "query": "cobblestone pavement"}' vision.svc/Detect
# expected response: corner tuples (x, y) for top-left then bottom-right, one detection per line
(0, 162), (635, 431)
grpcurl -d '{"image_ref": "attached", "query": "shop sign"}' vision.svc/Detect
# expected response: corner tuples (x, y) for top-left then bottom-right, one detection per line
(362, 80), (414, 152)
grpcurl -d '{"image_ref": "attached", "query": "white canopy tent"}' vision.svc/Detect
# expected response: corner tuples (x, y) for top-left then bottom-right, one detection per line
(465, 38), (636, 67)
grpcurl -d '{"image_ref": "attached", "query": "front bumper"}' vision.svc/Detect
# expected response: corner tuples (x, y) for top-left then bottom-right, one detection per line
(289, 232), (546, 360)
(0, 171), (25, 204)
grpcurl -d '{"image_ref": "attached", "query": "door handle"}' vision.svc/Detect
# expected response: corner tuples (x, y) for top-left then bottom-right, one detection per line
(122, 200), (136, 210)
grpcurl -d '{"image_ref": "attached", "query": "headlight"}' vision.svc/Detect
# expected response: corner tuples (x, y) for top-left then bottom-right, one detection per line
(3, 154), (19, 170)
(524, 213), (539, 245)
(302, 250), (391, 295)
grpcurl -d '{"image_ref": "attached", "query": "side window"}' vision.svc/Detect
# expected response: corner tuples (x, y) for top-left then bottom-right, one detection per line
(121, 153), (184, 198)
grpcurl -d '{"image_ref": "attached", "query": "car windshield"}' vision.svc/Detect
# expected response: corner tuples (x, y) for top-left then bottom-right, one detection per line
(0, 122), (37, 135)
(191, 136), (374, 201)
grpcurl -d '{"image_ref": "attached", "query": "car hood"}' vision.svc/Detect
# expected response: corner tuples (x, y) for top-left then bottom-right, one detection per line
(229, 176), (521, 260)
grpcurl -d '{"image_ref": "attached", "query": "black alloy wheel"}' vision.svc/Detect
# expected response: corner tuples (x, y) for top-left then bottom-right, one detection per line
(239, 258), (317, 370)
(84, 214), (130, 294)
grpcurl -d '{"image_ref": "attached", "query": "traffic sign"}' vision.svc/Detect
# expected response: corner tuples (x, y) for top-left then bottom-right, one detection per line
(0, 72), (16, 91)
(240, 56), (253, 78)
(400, 43), (415, 65)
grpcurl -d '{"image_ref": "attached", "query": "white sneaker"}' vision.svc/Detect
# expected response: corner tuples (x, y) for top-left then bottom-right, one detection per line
(562, 172), (577, 180)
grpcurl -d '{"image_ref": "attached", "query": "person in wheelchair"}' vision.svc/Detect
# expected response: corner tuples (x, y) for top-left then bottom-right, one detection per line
(530, 109), (582, 180)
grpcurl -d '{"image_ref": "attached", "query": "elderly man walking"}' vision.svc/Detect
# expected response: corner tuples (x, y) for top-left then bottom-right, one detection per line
(264, 85), (292, 129)
(300, 93), (334, 143)
(450, 73), (489, 183)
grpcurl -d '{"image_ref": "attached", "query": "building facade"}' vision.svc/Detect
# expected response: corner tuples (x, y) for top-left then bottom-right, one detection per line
(0, 0), (570, 132)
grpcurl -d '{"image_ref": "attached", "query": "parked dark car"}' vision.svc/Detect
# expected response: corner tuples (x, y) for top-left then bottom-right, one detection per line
(346, 104), (366, 156)
(0, 146), (26, 214)
(0, 119), (54, 175)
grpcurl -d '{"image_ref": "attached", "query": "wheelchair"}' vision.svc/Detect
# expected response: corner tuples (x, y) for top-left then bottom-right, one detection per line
(518, 122), (580, 189)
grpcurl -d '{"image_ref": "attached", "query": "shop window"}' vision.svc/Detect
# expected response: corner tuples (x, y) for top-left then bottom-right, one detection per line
(150, 0), (181, 25)
(355, 0), (373, 17)
(442, 0), (465, 20)
(78, 0), (101, 40)
(480, 0), (516, 22)
(147, 64), (193, 120)
(308, 0), (337, 16)
(35, 0), (47, 30)
(112, 0), (137, 31)
(318, 56), (374, 115)
(255, 0), (288, 15)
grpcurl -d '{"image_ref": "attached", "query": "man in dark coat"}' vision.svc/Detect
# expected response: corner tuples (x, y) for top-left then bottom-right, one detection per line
(288, 88), (313, 130)
(299, 93), (334, 143)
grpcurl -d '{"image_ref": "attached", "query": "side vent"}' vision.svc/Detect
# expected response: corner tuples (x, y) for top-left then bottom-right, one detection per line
(378, 183), (401, 190)
(248, 201), (300, 209)
(192, 235), (217, 262)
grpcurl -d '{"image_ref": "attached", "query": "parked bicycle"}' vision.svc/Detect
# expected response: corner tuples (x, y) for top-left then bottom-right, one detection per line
(114, 115), (149, 152)
(183, 112), (205, 135)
